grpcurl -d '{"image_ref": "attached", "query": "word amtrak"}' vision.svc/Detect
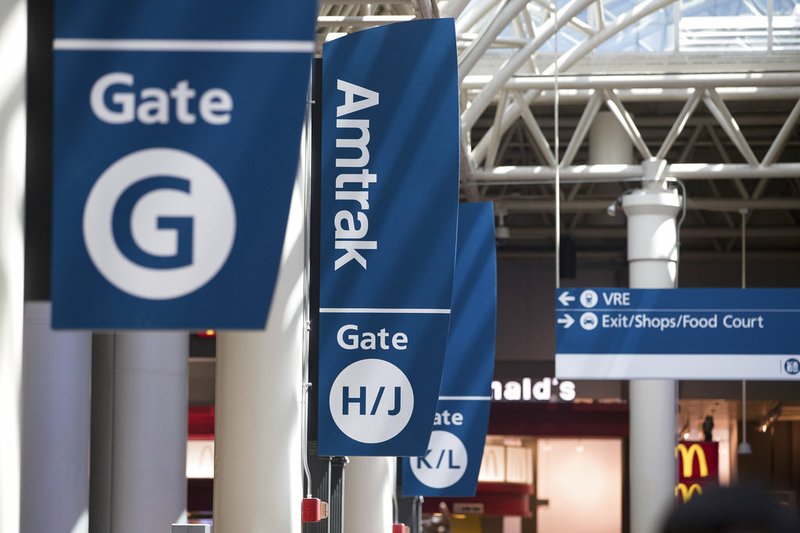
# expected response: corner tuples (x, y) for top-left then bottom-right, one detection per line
(334, 80), (380, 270)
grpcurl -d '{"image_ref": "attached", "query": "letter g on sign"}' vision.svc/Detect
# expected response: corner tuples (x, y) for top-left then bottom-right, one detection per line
(83, 148), (236, 299)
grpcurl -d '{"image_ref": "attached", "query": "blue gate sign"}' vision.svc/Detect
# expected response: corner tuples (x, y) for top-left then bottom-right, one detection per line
(556, 288), (800, 380)
(318, 19), (460, 456)
(403, 203), (497, 496)
(51, 0), (316, 328)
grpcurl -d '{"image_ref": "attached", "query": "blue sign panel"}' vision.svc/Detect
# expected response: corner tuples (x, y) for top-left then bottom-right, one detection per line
(51, 0), (316, 328)
(556, 288), (800, 380)
(319, 20), (460, 456)
(403, 203), (497, 496)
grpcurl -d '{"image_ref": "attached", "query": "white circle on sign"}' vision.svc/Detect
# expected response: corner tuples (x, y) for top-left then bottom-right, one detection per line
(580, 312), (599, 331)
(329, 358), (414, 444)
(580, 289), (599, 308)
(83, 148), (236, 300)
(410, 430), (468, 488)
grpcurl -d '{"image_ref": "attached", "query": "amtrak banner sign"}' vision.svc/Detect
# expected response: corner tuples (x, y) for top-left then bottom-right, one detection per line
(403, 203), (497, 496)
(318, 20), (460, 456)
(51, 1), (316, 328)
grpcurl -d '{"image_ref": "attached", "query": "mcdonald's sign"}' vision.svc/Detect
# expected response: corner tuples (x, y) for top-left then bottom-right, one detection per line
(674, 441), (718, 503)
(674, 482), (704, 503)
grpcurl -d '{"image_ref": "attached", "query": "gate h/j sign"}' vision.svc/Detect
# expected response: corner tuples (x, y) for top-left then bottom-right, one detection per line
(318, 19), (460, 456)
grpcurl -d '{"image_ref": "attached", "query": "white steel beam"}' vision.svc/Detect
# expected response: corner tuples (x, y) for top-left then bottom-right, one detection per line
(485, 89), (509, 168)
(493, 197), (800, 212)
(603, 89), (653, 160)
(655, 89), (703, 160)
(461, 72), (800, 90)
(762, 97), (800, 166)
(461, 0), (597, 131)
(512, 90), (556, 167)
(470, 0), (680, 165)
(458, 0), (531, 82)
(317, 15), (415, 27)
(702, 88), (760, 166)
(469, 162), (800, 183)
(321, 0), (411, 3)
(440, 0), (472, 19)
(456, 0), (500, 35)
(498, 226), (800, 238)
(561, 91), (603, 166)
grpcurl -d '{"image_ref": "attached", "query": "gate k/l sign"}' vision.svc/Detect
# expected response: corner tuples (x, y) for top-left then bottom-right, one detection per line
(403, 203), (497, 497)
(51, 1), (316, 328)
(556, 288), (800, 380)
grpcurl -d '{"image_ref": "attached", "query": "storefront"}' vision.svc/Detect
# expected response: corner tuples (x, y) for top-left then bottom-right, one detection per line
(418, 363), (800, 533)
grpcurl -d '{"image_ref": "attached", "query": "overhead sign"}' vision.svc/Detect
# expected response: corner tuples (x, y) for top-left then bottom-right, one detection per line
(556, 288), (800, 380)
(318, 19), (460, 456)
(403, 203), (496, 496)
(51, 0), (316, 328)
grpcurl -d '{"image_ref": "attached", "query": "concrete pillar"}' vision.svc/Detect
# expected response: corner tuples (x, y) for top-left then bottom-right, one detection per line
(343, 457), (395, 533)
(213, 172), (305, 531)
(0, 1), (27, 531)
(21, 302), (92, 533)
(91, 333), (188, 532)
(623, 172), (681, 533)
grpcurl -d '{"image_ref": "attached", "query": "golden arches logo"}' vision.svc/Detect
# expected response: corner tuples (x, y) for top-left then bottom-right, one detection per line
(675, 443), (709, 478)
(675, 482), (703, 503)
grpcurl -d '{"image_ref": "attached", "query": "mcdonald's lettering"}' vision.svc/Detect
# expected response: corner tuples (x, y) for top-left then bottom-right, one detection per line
(675, 443), (709, 479)
(675, 482), (704, 503)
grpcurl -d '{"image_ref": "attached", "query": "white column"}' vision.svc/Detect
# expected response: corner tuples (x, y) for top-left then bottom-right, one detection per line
(343, 457), (395, 533)
(0, 2), (27, 531)
(21, 302), (92, 533)
(213, 172), (305, 532)
(623, 169), (681, 533)
(590, 111), (633, 165)
(111, 332), (189, 533)
(592, 113), (679, 533)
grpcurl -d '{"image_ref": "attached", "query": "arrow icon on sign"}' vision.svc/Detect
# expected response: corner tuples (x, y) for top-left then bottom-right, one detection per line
(558, 292), (576, 307)
(557, 314), (575, 329)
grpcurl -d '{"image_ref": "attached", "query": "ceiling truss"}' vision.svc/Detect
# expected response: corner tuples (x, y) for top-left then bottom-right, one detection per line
(317, 0), (800, 257)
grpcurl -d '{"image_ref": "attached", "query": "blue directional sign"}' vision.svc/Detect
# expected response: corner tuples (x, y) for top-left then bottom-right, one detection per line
(556, 288), (800, 380)
(51, 0), (316, 328)
(318, 20), (460, 456)
(402, 203), (497, 496)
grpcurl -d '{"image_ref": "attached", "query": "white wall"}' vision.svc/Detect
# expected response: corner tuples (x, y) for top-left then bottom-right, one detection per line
(536, 438), (623, 533)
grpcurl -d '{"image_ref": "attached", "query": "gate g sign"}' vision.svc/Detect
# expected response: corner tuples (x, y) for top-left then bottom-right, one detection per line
(51, 0), (316, 328)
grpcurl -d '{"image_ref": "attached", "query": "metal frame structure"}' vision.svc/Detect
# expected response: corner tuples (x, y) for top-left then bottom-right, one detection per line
(316, 0), (800, 257)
